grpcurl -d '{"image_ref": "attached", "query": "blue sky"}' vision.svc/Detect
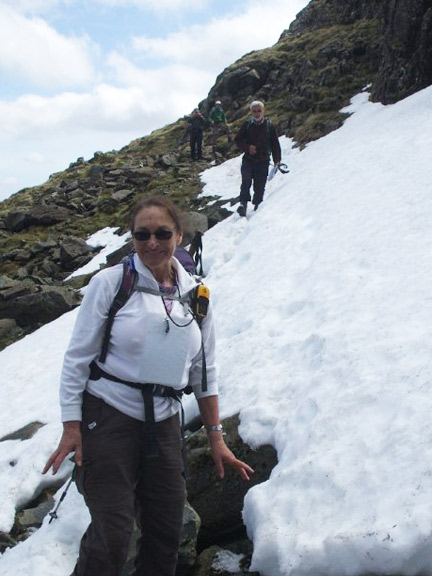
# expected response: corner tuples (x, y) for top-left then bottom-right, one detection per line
(0, 0), (310, 200)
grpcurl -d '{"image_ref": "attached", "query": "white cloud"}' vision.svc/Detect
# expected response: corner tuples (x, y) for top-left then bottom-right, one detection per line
(0, 0), (64, 13)
(93, 0), (210, 12)
(107, 52), (214, 109)
(0, 0), (310, 201)
(0, 66), (208, 141)
(0, 4), (97, 90)
(131, 0), (308, 71)
(25, 152), (45, 163)
(2, 176), (19, 187)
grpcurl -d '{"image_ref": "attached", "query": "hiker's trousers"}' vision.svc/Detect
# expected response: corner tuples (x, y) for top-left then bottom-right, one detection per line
(239, 156), (269, 207)
(190, 130), (203, 159)
(72, 391), (186, 576)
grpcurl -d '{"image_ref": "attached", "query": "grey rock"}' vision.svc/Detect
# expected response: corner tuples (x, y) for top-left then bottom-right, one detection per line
(0, 531), (17, 554)
(88, 165), (105, 183)
(112, 189), (135, 202)
(0, 283), (34, 301)
(16, 495), (55, 529)
(0, 318), (19, 340)
(59, 237), (92, 265)
(29, 239), (58, 256)
(373, 0), (432, 103)
(186, 415), (277, 550)
(182, 212), (208, 246)
(192, 540), (259, 576)
(177, 501), (202, 574)
(160, 154), (178, 167)
(4, 205), (71, 232)
(0, 285), (81, 327)
(122, 501), (201, 576)
(4, 212), (29, 233)
(0, 275), (18, 290)
(0, 421), (45, 442)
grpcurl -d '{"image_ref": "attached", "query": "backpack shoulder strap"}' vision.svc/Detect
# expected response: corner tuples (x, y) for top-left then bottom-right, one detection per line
(99, 255), (138, 363)
(189, 231), (204, 276)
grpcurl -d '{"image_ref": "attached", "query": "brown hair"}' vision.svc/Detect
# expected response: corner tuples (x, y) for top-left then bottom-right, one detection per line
(129, 196), (183, 233)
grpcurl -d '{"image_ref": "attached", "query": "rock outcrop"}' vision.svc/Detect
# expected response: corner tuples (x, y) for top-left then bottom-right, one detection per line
(3, 0), (431, 353)
(373, 0), (432, 103)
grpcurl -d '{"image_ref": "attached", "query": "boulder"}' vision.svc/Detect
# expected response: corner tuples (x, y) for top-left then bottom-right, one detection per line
(0, 318), (19, 340)
(192, 540), (259, 576)
(29, 239), (58, 256)
(182, 212), (208, 246)
(3, 212), (29, 233)
(0, 421), (45, 442)
(0, 283), (34, 301)
(160, 154), (178, 167)
(112, 189), (135, 202)
(4, 205), (71, 232)
(16, 494), (55, 530)
(122, 500), (201, 576)
(59, 237), (93, 269)
(0, 275), (18, 290)
(0, 531), (16, 554)
(87, 165), (105, 183)
(186, 414), (278, 549)
(373, 0), (432, 103)
(0, 286), (81, 327)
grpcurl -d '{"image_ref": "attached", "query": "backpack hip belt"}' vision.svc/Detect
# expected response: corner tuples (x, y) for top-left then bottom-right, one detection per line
(89, 360), (188, 460)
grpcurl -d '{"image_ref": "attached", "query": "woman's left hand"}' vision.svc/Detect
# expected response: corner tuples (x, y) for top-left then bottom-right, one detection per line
(208, 433), (254, 481)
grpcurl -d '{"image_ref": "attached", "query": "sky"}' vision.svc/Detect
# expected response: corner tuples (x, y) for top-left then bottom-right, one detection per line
(0, 0), (310, 202)
(1, 85), (432, 575)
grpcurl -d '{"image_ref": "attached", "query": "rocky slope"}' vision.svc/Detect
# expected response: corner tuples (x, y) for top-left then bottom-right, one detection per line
(0, 0), (431, 351)
(1, 0), (432, 573)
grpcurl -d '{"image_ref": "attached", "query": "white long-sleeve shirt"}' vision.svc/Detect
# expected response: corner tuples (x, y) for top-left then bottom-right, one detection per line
(60, 254), (218, 423)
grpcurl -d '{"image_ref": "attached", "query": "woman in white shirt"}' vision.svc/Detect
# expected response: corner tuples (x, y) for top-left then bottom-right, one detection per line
(43, 195), (253, 576)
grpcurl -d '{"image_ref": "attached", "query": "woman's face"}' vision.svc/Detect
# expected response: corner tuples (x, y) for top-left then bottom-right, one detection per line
(132, 206), (182, 273)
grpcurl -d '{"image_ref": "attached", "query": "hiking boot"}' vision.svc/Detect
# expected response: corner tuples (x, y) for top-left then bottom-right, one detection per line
(237, 202), (247, 217)
(253, 203), (259, 212)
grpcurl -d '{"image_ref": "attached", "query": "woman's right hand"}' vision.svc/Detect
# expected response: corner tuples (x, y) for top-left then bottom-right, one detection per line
(42, 421), (82, 475)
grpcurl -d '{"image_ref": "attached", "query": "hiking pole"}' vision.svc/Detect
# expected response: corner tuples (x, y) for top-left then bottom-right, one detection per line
(48, 476), (74, 524)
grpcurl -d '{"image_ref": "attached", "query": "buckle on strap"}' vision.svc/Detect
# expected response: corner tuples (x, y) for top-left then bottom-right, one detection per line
(88, 361), (183, 399)
(88, 361), (186, 460)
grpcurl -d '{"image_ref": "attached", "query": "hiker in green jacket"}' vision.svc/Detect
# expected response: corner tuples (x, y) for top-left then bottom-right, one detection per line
(209, 100), (232, 150)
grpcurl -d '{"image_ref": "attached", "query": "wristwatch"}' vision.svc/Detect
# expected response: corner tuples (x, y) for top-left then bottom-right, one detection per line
(206, 424), (224, 434)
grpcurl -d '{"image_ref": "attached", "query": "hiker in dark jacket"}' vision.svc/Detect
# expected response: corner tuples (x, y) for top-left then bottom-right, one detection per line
(188, 108), (206, 161)
(234, 100), (281, 216)
(43, 196), (253, 576)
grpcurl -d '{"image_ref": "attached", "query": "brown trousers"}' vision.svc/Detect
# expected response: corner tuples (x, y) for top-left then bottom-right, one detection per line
(72, 392), (186, 576)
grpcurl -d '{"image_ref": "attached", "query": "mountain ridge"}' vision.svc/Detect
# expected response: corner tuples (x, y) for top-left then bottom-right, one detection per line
(0, 0), (431, 350)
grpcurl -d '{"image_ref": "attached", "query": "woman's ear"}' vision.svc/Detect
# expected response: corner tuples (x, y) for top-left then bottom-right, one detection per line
(176, 232), (183, 245)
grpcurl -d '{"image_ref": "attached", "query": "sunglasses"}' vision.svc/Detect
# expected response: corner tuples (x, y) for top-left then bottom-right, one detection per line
(132, 229), (174, 241)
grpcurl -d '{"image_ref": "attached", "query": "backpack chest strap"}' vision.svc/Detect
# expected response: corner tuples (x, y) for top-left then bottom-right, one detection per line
(134, 285), (192, 304)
